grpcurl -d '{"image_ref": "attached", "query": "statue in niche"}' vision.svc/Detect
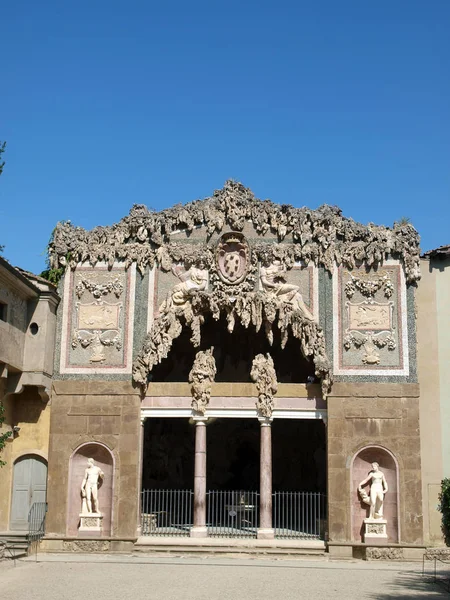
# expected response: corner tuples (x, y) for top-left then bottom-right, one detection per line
(161, 262), (208, 310)
(260, 261), (315, 321)
(358, 462), (388, 519)
(80, 458), (104, 515)
(189, 348), (216, 415)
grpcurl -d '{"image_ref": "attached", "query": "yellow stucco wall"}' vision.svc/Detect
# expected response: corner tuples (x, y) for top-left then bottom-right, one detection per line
(434, 256), (450, 478)
(417, 257), (448, 545)
(0, 386), (51, 531)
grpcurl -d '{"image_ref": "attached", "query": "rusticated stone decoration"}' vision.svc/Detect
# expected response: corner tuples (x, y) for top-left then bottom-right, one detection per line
(365, 547), (403, 561)
(250, 353), (278, 418)
(62, 540), (110, 552)
(48, 180), (421, 284)
(188, 348), (217, 414)
(133, 289), (333, 398)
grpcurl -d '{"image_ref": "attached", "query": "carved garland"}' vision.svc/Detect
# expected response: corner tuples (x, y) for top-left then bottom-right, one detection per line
(344, 272), (394, 299)
(133, 290), (333, 398)
(75, 277), (124, 299)
(48, 180), (421, 283)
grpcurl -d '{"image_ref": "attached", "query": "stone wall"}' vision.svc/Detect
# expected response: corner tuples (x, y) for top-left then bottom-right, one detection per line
(46, 381), (141, 539)
(327, 382), (423, 545)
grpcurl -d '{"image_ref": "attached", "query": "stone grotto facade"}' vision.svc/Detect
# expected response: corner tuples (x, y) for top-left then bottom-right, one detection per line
(2, 181), (429, 558)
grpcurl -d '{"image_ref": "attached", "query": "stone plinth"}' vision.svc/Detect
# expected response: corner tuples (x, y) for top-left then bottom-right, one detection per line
(363, 518), (388, 544)
(79, 513), (103, 533)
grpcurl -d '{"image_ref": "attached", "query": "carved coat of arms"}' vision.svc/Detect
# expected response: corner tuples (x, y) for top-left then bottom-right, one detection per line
(216, 232), (250, 285)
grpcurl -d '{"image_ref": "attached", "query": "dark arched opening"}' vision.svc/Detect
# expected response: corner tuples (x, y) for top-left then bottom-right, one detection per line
(150, 315), (316, 383)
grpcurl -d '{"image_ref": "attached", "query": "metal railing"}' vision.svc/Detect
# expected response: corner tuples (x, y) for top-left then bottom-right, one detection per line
(422, 554), (450, 592)
(28, 502), (48, 556)
(140, 489), (326, 540)
(141, 489), (193, 536)
(207, 490), (259, 538)
(273, 492), (326, 540)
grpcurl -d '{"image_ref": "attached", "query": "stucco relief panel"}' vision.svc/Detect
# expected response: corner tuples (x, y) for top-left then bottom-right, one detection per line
(60, 263), (136, 374)
(333, 261), (409, 376)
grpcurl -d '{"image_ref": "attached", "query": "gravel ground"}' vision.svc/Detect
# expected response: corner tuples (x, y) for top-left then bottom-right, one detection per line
(0, 555), (448, 600)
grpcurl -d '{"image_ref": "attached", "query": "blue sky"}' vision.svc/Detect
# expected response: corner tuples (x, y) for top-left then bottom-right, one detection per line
(1, 1), (449, 274)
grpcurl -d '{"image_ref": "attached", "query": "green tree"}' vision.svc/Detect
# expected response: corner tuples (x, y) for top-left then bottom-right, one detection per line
(0, 403), (12, 467)
(439, 478), (450, 546)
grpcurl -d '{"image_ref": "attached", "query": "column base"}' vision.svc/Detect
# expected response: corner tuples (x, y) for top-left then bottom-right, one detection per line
(190, 526), (208, 538)
(257, 528), (275, 540)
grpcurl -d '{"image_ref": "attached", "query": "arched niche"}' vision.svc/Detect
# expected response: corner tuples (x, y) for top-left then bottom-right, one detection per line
(67, 443), (114, 536)
(351, 446), (399, 543)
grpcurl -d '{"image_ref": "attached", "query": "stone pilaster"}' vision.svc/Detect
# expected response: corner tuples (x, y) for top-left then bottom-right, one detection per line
(136, 416), (146, 536)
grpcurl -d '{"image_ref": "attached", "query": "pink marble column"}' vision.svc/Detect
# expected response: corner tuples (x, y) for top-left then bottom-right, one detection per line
(258, 417), (274, 539)
(191, 418), (208, 537)
(136, 417), (146, 536)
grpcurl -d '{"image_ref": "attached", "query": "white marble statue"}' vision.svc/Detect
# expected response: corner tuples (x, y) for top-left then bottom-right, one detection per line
(162, 263), (208, 310)
(81, 458), (104, 515)
(358, 462), (388, 519)
(260, 260), (315, 321)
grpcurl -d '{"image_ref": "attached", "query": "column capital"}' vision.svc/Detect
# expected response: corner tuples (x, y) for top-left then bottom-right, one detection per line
(140, 416), (147, 426)
(258, 416), (273, 426)
(193, 415), (208, 424)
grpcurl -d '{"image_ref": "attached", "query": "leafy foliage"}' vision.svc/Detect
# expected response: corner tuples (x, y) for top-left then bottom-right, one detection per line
(0, 402), (12, 468)
(39, 265), (65, 285)
(40, 225), (71, 285)
(439, 478), (450, 545)
(0, 140), (5, 177)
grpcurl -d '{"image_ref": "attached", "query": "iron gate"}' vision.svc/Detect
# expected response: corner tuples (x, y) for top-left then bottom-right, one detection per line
(207, 490), (259, 538)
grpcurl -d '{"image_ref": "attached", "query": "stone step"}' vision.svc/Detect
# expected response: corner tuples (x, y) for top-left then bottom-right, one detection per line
(0, 532), (30, 559)
(134, 545), (325, 557)
(134, 537), (326, 558)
